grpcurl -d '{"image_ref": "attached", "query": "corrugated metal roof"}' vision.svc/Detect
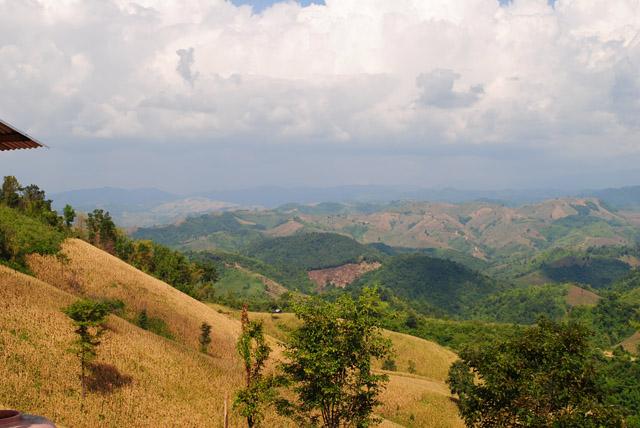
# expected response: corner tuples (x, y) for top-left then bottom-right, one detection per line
(0, 119), (46, 151)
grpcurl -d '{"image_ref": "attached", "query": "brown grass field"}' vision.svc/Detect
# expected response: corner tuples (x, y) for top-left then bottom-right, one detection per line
(566, 284), (601, 307)
(0, 238), (464, 427)
(621, 331), (640, 354)
(0, 265), (292, 427)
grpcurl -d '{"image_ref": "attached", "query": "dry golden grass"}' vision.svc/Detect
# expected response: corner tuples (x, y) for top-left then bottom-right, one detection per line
(27, 239), (240, 354)
(377, 331), (457, 382)
(238, 311), (457, 382)
(0, 265), (294, 427)
(4, 238), (464, 427)
(378, 374), (464, 428)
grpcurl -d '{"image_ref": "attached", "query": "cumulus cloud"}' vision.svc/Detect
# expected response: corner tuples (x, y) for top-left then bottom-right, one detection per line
(0, 0), (640, 190)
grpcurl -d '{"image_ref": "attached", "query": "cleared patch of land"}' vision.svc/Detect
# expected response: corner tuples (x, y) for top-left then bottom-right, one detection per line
(308, 261), (381, 290)
(265, 219), (304, 237)
(621, 331), (640, 354)
(566, 284), (601, 307)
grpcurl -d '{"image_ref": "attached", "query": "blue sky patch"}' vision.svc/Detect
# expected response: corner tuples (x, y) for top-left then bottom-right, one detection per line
(231, 0), (325, 13)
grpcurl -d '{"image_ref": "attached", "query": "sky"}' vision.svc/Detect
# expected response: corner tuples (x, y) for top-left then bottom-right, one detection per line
(0, 0), (639, 193)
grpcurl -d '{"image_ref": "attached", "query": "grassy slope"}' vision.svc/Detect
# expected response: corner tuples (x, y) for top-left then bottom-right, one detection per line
(0, 265), (287, 427)
(27, 239), (241, 352)
(2, 238), (463, 427)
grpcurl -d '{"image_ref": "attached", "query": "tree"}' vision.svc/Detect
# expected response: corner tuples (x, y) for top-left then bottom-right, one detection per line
(63, 299), (109, 401)
(63, 204), (76, 228)
(0, 176), (21, 208)
(278, 288), (392, 428)
(199, 321), (212, 353)
(447, 317), (625, 427)
(234, 305), (275, 428)
(86, 209), (118, 253)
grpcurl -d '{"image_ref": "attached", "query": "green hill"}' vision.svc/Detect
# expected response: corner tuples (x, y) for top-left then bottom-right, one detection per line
(240, 232), (383, 294)
(245, 232), (383, 271)
(355, 254), (499, 317)
(499, 246), (638, 289)
(132, 211), (265, 251)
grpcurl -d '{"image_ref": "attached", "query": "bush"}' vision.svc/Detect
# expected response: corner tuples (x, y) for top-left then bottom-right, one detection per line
(382, 358), (397, 371)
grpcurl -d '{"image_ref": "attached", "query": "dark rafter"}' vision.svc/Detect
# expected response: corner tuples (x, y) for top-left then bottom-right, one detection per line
(0, 119), (46, 151)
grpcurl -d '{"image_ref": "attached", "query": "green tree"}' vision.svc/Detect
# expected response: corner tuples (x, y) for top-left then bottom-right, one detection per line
(199, 322), (212, 353)
(86, 209), (118, 253)
(63, 204), (76, 228)
(447, 317), (624, 427)
(234, 305), (275, 427)
(63, 299), (109, 401)
(0, 176), (21, 208)
(278, 289), (391, 428)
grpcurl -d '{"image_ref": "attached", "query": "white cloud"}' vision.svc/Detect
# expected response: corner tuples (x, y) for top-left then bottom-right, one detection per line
(1, 0), (639, 190)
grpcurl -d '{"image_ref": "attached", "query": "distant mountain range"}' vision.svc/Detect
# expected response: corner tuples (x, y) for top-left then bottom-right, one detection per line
(51, 184), (640, 227)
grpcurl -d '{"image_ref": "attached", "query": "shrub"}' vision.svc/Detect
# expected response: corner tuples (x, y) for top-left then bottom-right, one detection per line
(382, 358), (397, 371)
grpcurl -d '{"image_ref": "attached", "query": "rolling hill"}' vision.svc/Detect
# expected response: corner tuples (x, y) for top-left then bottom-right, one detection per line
(1, 233), (465, 427)
(245, 232), (383, 271)
(0, 263), (274, 427)
(132, 197), (640, 269)
(354, 254), (500, 317)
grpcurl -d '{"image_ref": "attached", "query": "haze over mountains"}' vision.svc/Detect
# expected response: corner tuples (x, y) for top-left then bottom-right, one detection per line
(53, 184), (640, 227)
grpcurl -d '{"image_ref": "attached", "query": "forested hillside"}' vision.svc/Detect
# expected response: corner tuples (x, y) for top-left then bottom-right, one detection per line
(354, 254), (500, 317)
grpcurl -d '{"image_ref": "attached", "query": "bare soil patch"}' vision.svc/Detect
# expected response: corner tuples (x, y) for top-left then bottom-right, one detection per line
(308, 261), (381, 290)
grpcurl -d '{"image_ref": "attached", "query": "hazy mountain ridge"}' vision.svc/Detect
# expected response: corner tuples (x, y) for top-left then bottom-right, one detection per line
(52, 184), (640, 228)
(133, 197), (639, 264)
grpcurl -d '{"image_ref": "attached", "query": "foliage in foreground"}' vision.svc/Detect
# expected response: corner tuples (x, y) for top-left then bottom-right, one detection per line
(234, 305), (276, 427)
(448, 317), (625, 427)
(277, 289), (392, 427)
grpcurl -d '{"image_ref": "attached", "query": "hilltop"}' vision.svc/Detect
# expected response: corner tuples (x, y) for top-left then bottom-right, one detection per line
(54, 184), (640, 228)
(354, 254), (500, 317)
